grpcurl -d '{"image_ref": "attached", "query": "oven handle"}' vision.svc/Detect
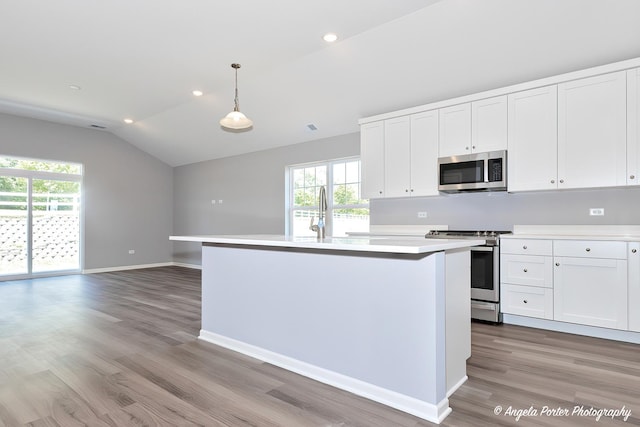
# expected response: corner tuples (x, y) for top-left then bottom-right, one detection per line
(470, 246), (494, 252)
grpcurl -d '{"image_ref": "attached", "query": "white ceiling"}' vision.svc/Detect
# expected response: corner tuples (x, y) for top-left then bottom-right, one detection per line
(2, 0), (640, 167)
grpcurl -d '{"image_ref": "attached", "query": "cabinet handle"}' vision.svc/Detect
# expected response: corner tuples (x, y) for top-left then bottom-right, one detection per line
(405, 189), (409, 193)
(523, 300), (528, 304)
(523, 268), (528, 273)
(586, 248), (591, 252)
(410, 189), (414, 192)
(559, 179), (564, 184)
(472, 145), (476, 149)
(550, 179), (555, 184)
(523, 245), (528, 250)
(465, 146), (470, 150)
(555, 262), (560, 266)
(633, 249), (637, 254)
(379, 191), (383, 194)
(631, 175), (636, 180)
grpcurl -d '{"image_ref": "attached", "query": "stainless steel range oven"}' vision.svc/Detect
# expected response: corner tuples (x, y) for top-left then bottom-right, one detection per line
(425, 230), (511, 323)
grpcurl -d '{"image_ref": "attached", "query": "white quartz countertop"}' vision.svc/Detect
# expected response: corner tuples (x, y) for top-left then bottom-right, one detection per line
(170, 234), (485, 254)
(503, 225), (640, 242)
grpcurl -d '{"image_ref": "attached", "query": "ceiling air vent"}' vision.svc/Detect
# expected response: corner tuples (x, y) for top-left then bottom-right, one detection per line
(89, 124), (107, 130)
(306, 123), (318, 131)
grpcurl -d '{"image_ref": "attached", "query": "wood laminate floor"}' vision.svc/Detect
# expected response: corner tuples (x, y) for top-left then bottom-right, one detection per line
(0, 266), (638, 426)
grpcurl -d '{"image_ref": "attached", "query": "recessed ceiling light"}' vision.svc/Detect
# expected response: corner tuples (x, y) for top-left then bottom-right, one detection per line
(192, 90), (203, 97)
(323, 33), (338, 43)
(69, 85), (82, 91)
(123, 118), (134, 124)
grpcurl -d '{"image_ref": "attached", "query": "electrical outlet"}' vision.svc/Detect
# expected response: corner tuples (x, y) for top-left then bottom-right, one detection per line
(589, 208), (605, 216)
(417, 211), (428, 218)
(128, 249), (135, 254)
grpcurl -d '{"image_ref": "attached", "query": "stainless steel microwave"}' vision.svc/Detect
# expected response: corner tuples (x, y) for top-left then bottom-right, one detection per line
(438, 150), (507, 193)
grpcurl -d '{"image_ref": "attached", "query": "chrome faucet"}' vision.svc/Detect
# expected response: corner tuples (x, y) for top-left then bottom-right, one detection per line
(309, 185), (328, 239)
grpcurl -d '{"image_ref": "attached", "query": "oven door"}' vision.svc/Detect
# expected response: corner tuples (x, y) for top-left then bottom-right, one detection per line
(470, 246), (499, 302)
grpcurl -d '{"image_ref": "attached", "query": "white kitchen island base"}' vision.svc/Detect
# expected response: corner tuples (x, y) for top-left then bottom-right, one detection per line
(190, 239), (473, 424)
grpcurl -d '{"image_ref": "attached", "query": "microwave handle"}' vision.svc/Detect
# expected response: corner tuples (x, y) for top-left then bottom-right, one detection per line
(484, 158), (489, 183)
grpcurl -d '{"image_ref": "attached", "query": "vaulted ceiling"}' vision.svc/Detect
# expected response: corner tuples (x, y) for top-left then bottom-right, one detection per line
(2, 0), (640, 166)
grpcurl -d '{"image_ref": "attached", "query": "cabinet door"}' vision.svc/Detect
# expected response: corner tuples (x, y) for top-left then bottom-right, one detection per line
(629, 242), (640, 332)
(410, 110), (439, 197)
(554, 256), (628, 330)
(360, 121), (385, 199)
(507, 86), (558, 191)
(558, 71), (627, 189)
(384, 116), (411, 198)
(628, 68), (640, 186)
(438, 103), (471, 157)
(472, 95), (507, 153)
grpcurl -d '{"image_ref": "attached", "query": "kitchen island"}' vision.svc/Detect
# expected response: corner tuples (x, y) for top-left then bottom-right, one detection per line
(169, 234), (484, 423)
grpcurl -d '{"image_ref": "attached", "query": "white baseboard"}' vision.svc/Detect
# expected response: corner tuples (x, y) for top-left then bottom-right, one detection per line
(83, 262), (173, 274)
(447, 375), (468, 398)
(171, 262), (201, 270)
(198, 329), (451, 424)
(82, 261), (202, 274)
(503, 314), (640, 344)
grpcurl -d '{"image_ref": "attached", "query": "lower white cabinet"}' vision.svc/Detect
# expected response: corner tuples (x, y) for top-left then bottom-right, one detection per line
(501, 238), (636, 332)
(629, 242), (640, 332)
(502, 284), (553, 319)
(553, 256), (628, 330)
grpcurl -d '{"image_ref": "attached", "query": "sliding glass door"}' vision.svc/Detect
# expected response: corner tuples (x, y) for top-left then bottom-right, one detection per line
(0, 157), (82, 279)
(0, 176), (28, 275)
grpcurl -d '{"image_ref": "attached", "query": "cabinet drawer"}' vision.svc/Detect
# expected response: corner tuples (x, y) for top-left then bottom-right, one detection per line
(502, 284), (553, 319)
(553, 240), (627, 259)
(501, 254), (553, 287)
(500, 239), (552, 256)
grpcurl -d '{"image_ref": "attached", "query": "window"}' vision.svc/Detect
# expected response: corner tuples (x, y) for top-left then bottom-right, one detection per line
(287, 158), (369, 237)
(0, 156), (83, 278)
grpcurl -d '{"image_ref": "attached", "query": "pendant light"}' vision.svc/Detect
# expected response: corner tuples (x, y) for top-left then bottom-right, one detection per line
(219, 63), (253, 130)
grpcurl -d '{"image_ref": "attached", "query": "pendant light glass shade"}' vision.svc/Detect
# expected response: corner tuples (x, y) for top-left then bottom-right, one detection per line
(220, 63), (253, 130)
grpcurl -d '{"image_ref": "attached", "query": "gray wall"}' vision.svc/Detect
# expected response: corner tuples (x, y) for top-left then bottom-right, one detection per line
(371, 186), (640, 231)
(172, 133), (360, 265)
(0, 113), (173, 270)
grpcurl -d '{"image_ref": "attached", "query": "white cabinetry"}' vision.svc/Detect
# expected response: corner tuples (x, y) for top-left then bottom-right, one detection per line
(557, 71), (627, 189)
(553, 240), (628, 330)
(471, 95), (508, 153)
(507, 86), (558, 191)
(628, 68), (640, 186)
(360, 121), (385, 199)
(384, 116), (411, 198)
(361, 112), (439, 199)
(439, 103), (471, 157)
(501, 239), (553, 319)
(629, 242), (640, 332)
(439, 96), (507, 157)
(409, 111), (439, 197)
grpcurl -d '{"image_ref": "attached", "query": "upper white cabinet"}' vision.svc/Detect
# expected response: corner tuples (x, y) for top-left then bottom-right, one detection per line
(438, 103), (471, 157)
(361, 112), (439, 199)
(409, 111), (439, 197)
(471, 96), (508, 153)
(384, 116), (411, 198)
(507, 86), (558, 192)
(439, 96), (507, 157)
(360, 121), (385, 199)
(557, 71), (627, 189)
(628, 68), (640, 186)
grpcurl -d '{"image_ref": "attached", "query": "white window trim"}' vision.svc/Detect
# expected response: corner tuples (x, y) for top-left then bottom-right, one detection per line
(286, 156), (368, 237)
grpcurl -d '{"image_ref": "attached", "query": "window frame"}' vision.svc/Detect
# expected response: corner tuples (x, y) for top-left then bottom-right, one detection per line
(286, 156), (369, 237)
